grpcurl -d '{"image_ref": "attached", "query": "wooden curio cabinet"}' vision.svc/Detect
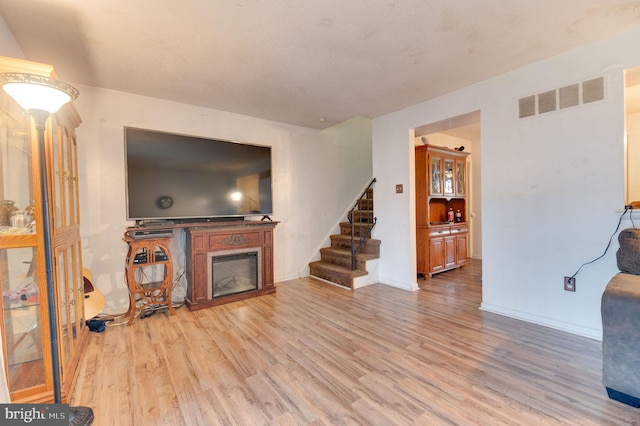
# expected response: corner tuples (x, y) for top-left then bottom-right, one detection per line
(0, 56), (87, 402)
(416, 144), (470, 278)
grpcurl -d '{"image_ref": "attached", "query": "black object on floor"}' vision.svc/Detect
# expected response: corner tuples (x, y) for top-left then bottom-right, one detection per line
(86, 319), (105, 332)
(69, 406), (94, 425)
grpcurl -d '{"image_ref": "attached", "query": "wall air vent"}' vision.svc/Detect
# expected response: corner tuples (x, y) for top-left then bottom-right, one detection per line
(537, 90), (557, 114)
(583, 77), (605, 103)
(559, 83), (579, 109)
(518, 95), (536, 118)
(518, 76), (605, 119)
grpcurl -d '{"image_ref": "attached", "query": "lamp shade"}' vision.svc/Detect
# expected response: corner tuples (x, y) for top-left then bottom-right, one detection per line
(0, 73), (78, 113)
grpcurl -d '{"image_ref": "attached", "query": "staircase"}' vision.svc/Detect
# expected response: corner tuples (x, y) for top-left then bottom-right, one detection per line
(309, 180), (380, 289)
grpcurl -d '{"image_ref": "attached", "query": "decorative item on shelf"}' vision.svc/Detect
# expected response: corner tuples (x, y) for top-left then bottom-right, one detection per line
(24, 199), (35, 217)
(10, 210), (33, 228)
(2, 283), (38, 309)
(2, 288), (22, 309)
(448, 207), (454, 222)
(455, 209), (462, 222)
(0, 200), (18, 226)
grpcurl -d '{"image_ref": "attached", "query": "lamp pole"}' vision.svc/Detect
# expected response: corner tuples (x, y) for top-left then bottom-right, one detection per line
(30, 108), (62, 402)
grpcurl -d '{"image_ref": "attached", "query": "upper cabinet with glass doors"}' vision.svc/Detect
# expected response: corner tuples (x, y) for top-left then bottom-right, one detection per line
(416, 144), (470, 226)
(428, 147), (468, 198)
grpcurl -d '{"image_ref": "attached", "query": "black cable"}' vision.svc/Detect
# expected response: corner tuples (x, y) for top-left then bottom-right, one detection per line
(569, 206), (632, 280)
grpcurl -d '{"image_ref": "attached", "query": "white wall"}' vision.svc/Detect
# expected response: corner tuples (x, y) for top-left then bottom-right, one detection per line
(373, 26), (640, 340)
(73, 86), (372, 314)
(0, 15), (23, 58)
(297, 117), (374, 276)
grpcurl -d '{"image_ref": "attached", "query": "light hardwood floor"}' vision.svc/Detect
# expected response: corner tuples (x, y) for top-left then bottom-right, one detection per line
(71, 260), (639, 425)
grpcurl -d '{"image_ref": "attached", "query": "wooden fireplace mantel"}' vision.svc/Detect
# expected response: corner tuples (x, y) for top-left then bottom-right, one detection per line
(184, 221), (278, 311)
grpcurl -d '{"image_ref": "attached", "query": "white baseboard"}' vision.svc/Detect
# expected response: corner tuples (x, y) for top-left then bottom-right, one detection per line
(480, 302), (602, 341)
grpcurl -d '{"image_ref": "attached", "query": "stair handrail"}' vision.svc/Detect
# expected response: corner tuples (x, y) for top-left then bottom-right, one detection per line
(349, 178), (377, 270)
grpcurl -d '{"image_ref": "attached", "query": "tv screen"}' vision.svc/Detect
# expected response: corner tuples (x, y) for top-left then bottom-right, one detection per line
(124, 127), (273, 222)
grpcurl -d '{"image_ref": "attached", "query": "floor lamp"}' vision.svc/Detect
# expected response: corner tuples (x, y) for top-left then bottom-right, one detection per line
(0, 73), (94, 425)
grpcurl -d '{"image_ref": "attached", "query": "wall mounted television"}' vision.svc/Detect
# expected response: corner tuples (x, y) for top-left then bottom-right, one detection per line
(124, 127), (273, 223)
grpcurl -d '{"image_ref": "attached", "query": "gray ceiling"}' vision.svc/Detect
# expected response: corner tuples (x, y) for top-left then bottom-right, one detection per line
(1, 1), (640, 129)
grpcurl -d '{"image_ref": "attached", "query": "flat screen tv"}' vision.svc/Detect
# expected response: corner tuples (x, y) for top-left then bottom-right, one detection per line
(124, 127), (273, 223)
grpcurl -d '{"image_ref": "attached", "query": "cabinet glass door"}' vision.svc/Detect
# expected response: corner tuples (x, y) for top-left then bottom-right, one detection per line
(51, 116), (80, 231)
(51, 113), (84, 385)
(57, 238), (84, 376)
(429, 156), (442, 195)
(443, 158), (454, 196)
(0, 92), (34, 227)
(1, 247), (45, 392)
(456, 159), (466, 196)
(51, 121), (68, 229)
(1, 90), (47, 395)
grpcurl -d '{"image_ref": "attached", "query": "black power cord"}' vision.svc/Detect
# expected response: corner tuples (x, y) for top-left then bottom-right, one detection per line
(139, 304), (173, 319)
(567, 205), (633, 281)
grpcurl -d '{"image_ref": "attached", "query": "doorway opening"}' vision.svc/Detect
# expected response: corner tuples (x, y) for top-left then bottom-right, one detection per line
(413, 110), (482, 280)
(624, 66), (640, 205)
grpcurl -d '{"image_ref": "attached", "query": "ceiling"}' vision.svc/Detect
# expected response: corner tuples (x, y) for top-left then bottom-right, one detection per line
(1, 1), (640, 130)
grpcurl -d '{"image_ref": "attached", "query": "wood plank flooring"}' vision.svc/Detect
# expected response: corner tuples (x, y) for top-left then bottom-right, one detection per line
(71, 260), (639, 425)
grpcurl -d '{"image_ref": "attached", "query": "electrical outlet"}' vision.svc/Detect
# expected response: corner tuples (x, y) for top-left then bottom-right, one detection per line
(564, 276), (576, 292)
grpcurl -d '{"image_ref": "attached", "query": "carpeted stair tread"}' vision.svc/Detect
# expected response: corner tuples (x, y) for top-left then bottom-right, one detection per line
(309, 261), (368, 289)
(330, 234), (381, 256)
(319, 247), (378, 270)
(309, 261), (367, 276)
(339, 222), (377, 237)
(319, 247), (379, 261)
(330, 234), (381, 245)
